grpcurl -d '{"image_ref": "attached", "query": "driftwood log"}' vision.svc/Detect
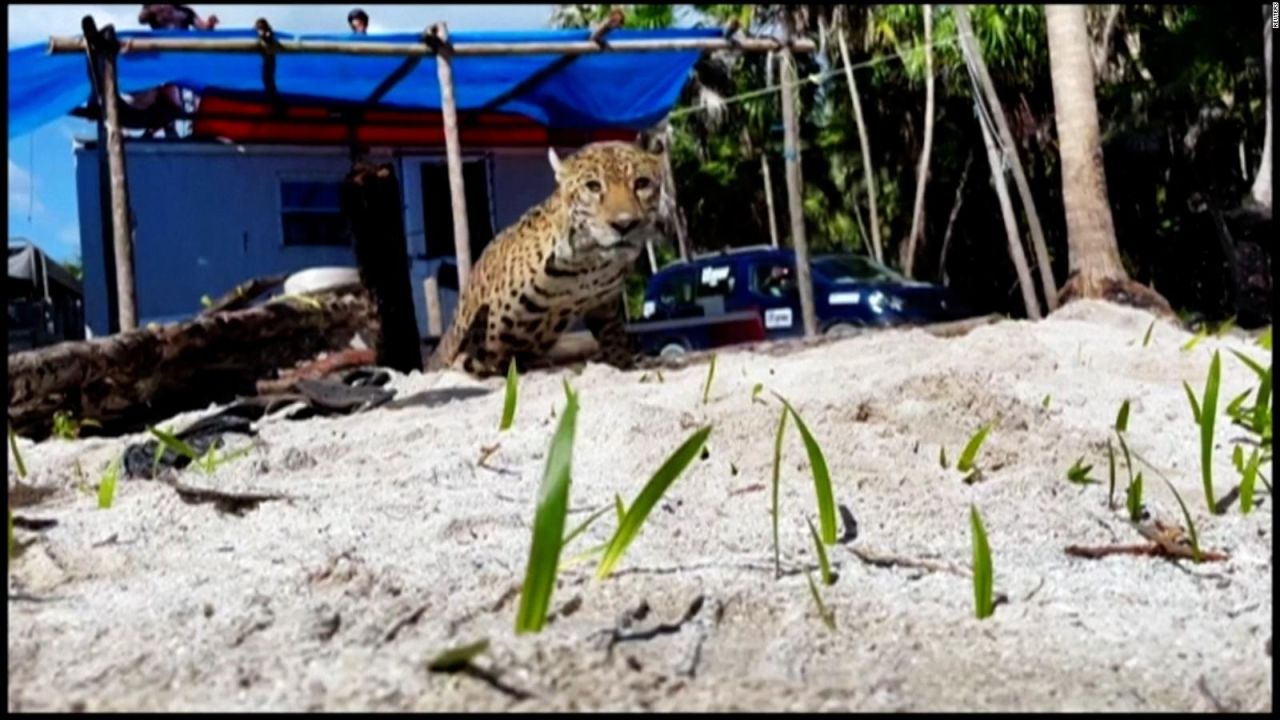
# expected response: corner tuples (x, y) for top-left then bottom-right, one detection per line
(7, 292), (375, 440)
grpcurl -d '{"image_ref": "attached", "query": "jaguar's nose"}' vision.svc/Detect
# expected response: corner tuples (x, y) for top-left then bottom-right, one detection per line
(610, 218), (639, 235)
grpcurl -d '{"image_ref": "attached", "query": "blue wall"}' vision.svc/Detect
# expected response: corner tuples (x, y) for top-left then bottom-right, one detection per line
(73, 143), (561, 338)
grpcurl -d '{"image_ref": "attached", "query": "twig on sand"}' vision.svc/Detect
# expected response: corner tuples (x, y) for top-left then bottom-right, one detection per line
(845, 545), (968, 577)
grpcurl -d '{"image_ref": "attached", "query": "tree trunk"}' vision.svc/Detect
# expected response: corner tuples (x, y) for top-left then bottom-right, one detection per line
(836, 27), (884, 265)
(7, 293), (376, 440)
(1250, 5), (1272, 213)
(954, 5), (1058, 310)
(1045, 4), (1171, 313)
(980, 109), (1042, 319)
(903, 4), (935, 277)
(780, 11), (819, 337)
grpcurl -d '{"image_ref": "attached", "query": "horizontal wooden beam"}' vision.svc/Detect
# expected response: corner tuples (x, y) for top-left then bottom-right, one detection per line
(48, 34), (816, 57)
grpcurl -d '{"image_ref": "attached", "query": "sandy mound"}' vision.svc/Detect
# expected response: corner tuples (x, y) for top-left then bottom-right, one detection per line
(7, 300), (1272, 711)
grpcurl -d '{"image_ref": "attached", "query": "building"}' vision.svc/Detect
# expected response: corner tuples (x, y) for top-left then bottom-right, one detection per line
(9, 27), (720, 337)
(7, 240), (85, 351)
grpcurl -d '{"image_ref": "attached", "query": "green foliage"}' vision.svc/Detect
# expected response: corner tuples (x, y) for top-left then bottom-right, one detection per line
(702, 353), (717, 405)
(1142, 320), (1156, 347)
(1239, 449), (1262, 515)
(970, 505), (994, 620)
(597, 426), (713, 579)
(148, 426), (252, 476)
(770, 405), (788, 579)
(806, 517), (834, 586)
(1158, 476), (1202, 563)
(1066, 457), (1096, 486)
(427, 638), (490, 672)
(1107, 438), (1118, 509)
(97, 458), (120, 510)
(1126, 472), (1145, 523)
(52, 412), (100, 441)
(500, 359), (519, 431)
(773, 395), (837, 545)
(939, 445), (948, 469)
(957, 423), (992, 474)
(1198, 352), (1222, 514)
(804, 570), (837, 631)
(1114, 400), (1130, 433)
(515, 383), (579, 635)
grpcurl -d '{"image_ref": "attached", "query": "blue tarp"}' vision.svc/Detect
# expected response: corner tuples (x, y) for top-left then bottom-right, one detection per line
(7, 28), (719, 139)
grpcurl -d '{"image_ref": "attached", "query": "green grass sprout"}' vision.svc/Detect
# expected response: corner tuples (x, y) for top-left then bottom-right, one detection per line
(427, 638), (490, 672)
(1142, 320), (1156, 347)
(970, 505), (994, 620)
(939, 445), (949, 469)
(805, 570), (836, 630)
(702, 353), (717, 404)
(806, 517), (835, 585)
(1107, 438), (1118, 509)
(1199, 351), (1222, 513)
(1240, 448), (1262, 515)
(1115, 399), (1130, 433)
(1182, 381), (1202, 425)
(957, 423), (993, 474)
(1066, 457), (1096, 485)
(97, 458), (121, 509)
(514, 384), (579, 635)
(500, 359), (519, 431)
(771, 406), (788, 579)
(597, 426), (713, 579)
(8, 426), (27, 478)
(1126, 472), (1145, 522)
(1158, 476), (1202, 563)
(773, 395), (837, 545)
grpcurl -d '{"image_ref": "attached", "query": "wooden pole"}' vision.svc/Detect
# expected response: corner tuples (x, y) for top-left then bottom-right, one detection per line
(779, 12), (818, 338)
(49, 35), (817, 57)
(431, 22), (473, 291)
(98, 25), (138, 331)
(81, 16), (120, 334)
(424, 275), (444, 337)
(761, 153), (779, 248)
(836, 28), (884, 265)
(978, 105), (1041, 320)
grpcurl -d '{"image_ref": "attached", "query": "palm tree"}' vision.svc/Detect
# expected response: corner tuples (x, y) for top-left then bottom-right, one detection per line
(1249, 5), (1271, 214)
(1044, 4), (1169, 312)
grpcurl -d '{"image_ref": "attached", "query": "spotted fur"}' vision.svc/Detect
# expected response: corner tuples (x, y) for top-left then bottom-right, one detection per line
(427, 141), (666, 377)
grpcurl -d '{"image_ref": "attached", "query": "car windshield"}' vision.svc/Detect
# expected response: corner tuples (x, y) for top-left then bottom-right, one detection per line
(814, 255), (904, 284)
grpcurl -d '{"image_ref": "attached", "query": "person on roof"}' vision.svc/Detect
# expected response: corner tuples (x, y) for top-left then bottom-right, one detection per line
(138, 4), (219, 30)
(348, 8), (369, 34)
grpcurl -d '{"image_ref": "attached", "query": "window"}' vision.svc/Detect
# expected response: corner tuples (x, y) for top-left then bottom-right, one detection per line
(750, 261), (798, 299)
(657, 272), (696, 306)
(813, 255), (904, 284)
(280, 179), (348, 247)
(421, 158), (495, 262)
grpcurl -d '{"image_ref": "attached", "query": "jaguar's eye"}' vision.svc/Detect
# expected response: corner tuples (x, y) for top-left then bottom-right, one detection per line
(634, 177), (652, 191)
(585, 180), (604, 193)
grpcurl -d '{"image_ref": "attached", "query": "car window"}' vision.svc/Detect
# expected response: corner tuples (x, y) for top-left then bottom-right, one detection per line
(750, 261), (798, 299)
(656, 272), (696, 306)
(696, 264), (735, 298)
(815, 255), (904, 284)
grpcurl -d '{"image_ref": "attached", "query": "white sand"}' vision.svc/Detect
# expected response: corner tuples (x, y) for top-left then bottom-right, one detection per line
(7, 300), (1273, 711)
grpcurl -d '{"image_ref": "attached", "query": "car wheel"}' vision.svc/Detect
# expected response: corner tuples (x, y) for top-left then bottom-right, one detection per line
(825, 323), (863, 338)
(659, 342), (688, 359)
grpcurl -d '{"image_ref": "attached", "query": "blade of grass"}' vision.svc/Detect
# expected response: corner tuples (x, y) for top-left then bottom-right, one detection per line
(97, 458), (120, 509)
(1117, 431), (1134, 486)
(1115, 399), (1131, 433)
(1157, 476), (1202, 563)
(499, 359), (519, 431)
(1142, 320), (1155, 347)
(1257, 326), (1272, 350)
(8, 426), (27, 478)
(597, 425), (713, 579)
(804, 570), (836, 631)
(1066, 457), (1095, 485)
(1041, 394), (1051, 409)
(751, 383), (764, 404)
(562, 503), (612, 551)
(1107, 438), (1117, 509)
(806, 517), (834, 585)
(939, 445), (949, 469)
(1200, 352), (1221, 513)
(427, 638), (490, 672)
(149, 426), (201, 462)
(1225, 389), (1252, 420)
(1230, 349), (1267, 380)
(1126, 472), (1144, 522)
(701, 353), (718, 404)
(560, 541), (609, 571)
(514, 386), (579, 635)
(1240, 448), (1262, 515)
(1181, 329), (1207, 352)
(771, 406), (788, 579)
(614, 494), (626, 525)
(957, 423), (992, 474)
(970, 505), (994, 620)
(774, 396), (837, 545)
(1182, 381), (1202, 425)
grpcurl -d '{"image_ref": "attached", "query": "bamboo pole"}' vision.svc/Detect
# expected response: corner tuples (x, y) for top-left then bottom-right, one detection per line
(979, 106), (1041, 320)
(836, 28), (884, 265)
(779, 12), (818, 338)
(48, 35), (816, 57)
(431, 22), (472, 291)
(98, 25), (138, 331)
(81, 16), (120, 334)
(954, 6), (1057, 310)
(761, 152), (779, 248)
(903, 4), (935, 278)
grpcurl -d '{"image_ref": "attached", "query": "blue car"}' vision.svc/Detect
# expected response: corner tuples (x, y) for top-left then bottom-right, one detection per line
(628, 246), (972, 356)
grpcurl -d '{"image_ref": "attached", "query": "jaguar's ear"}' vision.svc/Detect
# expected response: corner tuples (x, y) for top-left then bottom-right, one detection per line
(547, 146), (564, 181)
(637, 129), (667, 157)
